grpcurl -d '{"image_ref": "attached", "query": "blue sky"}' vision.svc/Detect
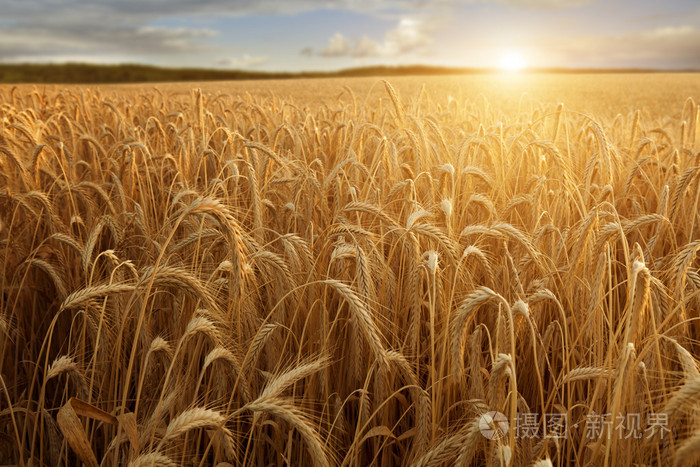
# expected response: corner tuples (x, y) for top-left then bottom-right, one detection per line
(0, 0), (698, 70)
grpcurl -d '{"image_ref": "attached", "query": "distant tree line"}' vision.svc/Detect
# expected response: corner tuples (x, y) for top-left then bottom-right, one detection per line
(0, 63), (673, 84)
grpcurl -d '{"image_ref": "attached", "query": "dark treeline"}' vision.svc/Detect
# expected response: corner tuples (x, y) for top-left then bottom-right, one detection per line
(0, 62), (681, 84)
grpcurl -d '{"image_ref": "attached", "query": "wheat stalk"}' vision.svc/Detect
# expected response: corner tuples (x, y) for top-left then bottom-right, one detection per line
(162, 407), (227, 442)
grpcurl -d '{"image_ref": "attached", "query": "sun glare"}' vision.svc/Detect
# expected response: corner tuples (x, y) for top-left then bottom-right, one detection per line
(499, 52), (525, 72)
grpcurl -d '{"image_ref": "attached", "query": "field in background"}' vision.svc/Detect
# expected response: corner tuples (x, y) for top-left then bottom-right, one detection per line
(19, 73), (700, 117)
(99, 72), (700, 117)
(1, 74), (699, 465)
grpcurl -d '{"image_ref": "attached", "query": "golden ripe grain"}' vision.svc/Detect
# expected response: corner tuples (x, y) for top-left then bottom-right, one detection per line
(1, 75), (699, 465)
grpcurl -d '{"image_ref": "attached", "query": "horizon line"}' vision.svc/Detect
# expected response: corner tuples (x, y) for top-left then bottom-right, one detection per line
(1, 62), (698, 85)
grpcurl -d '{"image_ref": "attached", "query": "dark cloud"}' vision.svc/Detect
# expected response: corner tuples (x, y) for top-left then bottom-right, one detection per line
(0, 0), (595, 27)
(0, 24), (219, 62)
(0, 0), (243, 62)
(0, 0), (433, 23)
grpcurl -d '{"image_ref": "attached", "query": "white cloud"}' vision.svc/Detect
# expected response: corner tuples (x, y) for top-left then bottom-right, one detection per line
(136, 26), (218, 38)
(354, 35), (383, 57)
(319, 33), (351, 57)
(315, 17), (435, 58)
(216, 54), (269, 68)
(380, 17), (434, 55)
(650, 25), (695, 38)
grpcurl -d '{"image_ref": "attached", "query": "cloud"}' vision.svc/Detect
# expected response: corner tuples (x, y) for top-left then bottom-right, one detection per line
(501, 0), (593, 7)
(216, 54), (269, 68)
(0, 23), (219, 63)
(353, 36), (383, 57)
(0, 1), (231, 64)
(319, 33), (351, 57)
(0, 0), (596, 65)
(315, 17), (435, 58)
(535, 26), (700, 68)
(136, 26), (218, 39)
(0, 0), (595, 23)
(379, 17), (434, 55)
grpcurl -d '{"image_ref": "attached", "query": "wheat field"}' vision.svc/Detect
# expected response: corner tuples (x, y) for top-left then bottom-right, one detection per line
(1, 76), (699, 466)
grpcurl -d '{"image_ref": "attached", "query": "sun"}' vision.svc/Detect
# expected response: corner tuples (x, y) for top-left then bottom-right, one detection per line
(499, 52), (526, 72)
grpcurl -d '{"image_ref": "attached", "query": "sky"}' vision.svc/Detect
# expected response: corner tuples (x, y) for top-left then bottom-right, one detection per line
(0, 0), (699, 71)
